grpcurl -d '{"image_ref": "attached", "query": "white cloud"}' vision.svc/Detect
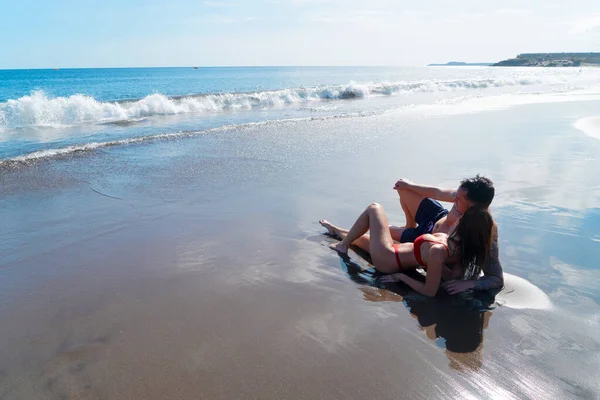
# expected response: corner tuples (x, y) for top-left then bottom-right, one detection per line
(309, 16), (339, 23)
(569, 13), (600, 34)
(212, 16), (235, 23)
(201, 15), (258, 24)
(289, 0), (335, 4)
(276, 0), (395, 6)
(203, 1), (233, 7)
(463, 12), (486, 18)
(351, 9), (388, 16)
(307, 9), (392, 26)
(494, 9), (531, 16)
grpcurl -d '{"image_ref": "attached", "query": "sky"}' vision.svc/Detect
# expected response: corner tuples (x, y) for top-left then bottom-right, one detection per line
(0, 0), (598, 68)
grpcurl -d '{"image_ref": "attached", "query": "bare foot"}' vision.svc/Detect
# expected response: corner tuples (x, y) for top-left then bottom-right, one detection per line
(319, 219), (337, 236)
(329, 241), (349, 254)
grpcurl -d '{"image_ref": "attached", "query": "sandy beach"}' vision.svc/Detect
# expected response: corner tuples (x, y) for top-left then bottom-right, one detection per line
(2, 95), (600, 399)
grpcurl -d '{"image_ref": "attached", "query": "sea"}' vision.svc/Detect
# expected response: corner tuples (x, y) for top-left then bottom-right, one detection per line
(2, 66), (600, 163)
(2, 66), (600, 399)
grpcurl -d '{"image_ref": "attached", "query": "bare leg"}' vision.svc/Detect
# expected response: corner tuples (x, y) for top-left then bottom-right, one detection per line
(319, 220), (371, 252)
(330, 203), (398, 272)
(389, 189), (427, 242)
(389, 226), (407, 242)
(399, 189), (418, 228)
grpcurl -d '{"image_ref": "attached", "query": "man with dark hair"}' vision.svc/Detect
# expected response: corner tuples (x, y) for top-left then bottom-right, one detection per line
(389, 175), (503, 294)
(457, 175), (495, 208)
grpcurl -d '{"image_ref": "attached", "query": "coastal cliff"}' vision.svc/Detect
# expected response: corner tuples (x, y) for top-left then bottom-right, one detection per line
(493, 52), (600, 67)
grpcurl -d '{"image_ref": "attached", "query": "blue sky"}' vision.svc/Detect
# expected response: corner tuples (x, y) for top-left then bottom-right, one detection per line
(1, 0), (598, 68)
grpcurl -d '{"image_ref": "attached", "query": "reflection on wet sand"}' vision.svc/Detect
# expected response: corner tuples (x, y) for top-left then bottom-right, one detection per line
(337, 250), (496, 372)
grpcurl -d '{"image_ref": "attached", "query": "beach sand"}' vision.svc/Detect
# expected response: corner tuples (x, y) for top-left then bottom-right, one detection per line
(2, 98), (600, 399)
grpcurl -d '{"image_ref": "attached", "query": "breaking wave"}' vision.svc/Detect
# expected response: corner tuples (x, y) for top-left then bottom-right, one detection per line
(0, 75), (578, 129)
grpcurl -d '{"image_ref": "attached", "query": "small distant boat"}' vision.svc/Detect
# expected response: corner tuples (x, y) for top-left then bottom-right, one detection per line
(54, 67), (59, 70)
(193, 66), (199, 69)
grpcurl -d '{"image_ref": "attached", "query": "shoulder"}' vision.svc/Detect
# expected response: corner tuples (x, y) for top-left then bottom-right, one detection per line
(429, 244), (449, 260)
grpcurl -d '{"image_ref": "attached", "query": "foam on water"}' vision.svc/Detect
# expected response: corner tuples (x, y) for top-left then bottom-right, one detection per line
(574, 116), (600, 140)
(0, 111), (384, 167)
(4, 88), (600, 166)
(0, 73), (592, 129)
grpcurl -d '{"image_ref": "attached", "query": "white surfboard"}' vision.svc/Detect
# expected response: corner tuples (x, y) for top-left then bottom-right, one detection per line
(495, 273), (553, 310)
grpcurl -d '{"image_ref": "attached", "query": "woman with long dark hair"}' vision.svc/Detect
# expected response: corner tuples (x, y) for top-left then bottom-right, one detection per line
(320, 203), (494, 297)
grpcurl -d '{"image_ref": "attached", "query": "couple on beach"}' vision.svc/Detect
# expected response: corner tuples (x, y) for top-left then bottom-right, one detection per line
(320, 175), (504, 297)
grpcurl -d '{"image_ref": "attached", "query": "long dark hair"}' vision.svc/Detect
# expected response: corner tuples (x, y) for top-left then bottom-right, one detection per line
(448, 206), (494, 279)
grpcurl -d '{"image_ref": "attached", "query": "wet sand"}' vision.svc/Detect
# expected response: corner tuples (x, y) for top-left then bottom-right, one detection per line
(2, 98), (600, 399)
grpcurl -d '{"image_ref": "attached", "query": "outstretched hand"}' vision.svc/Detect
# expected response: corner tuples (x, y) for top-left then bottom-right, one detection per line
(393, 178), (413, 191)
(442, 280), (475, 294)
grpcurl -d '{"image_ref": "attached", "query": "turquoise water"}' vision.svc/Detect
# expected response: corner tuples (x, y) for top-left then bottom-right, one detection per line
(1, 66), (599, 162)
(1, 67), (412, 102)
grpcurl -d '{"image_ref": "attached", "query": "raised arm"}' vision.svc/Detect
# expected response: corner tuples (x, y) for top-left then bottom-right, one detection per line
(393, 178), (456, 203)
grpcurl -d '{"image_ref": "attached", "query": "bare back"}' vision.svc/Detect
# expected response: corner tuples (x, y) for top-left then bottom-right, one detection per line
(416, 233), (456, 266)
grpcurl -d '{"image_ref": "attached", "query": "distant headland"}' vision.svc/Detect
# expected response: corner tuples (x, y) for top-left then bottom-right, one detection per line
(427, 61), (493, 66)
(492, 53), (600, 67)
(429, 53), (600, 68)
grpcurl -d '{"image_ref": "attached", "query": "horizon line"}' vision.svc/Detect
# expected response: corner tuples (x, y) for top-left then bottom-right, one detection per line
(0, 63), (449, 71)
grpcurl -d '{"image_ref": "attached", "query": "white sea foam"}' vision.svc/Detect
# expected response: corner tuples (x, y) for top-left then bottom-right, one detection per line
(4, 87), (600, 166)
(0, 74), (591, 129)
(574, 116), (600, 140)
(0, 113), (375, 166)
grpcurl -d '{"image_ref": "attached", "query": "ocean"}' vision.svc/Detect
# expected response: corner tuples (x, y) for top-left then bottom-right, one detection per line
(2, 66), (600, 399)
(2, 66), (599, 162)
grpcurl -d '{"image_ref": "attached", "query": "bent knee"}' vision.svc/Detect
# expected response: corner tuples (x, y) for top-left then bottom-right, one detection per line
(368, 202), (382, 209)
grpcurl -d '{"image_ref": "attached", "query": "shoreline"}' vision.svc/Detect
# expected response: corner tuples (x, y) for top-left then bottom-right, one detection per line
(2, 98), (600, 398)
